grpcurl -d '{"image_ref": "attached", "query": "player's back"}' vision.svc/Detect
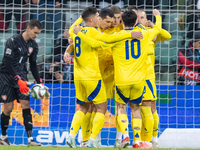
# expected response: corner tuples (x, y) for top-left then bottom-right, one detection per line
(112, 28), (154, 86)
(71, 26), (101, 80)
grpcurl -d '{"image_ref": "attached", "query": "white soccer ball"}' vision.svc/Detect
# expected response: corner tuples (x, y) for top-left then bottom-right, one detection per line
(30, 84), (46, 100)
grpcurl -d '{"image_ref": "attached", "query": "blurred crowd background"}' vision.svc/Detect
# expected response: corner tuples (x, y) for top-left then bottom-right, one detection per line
(0, 0), (200, 85)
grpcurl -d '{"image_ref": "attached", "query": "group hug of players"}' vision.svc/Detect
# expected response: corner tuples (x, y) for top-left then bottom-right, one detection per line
(64, 5), (171, 149)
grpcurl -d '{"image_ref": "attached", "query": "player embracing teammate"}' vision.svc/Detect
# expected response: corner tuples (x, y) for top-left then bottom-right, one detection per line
(64, 5), (171, 149)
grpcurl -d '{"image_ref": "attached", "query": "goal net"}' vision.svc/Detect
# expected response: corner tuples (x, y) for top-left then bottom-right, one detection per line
(0, 0), (199, 148)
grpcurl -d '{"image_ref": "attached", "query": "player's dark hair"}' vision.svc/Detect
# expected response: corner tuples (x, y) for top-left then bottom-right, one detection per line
(122, 10), (137, 27)
(82, 6), (98, 22)
(126, 5), (138, 12)
(109, 5), (121, 14)
(28, 19), (42, 30)
(99, 8), (114, 19)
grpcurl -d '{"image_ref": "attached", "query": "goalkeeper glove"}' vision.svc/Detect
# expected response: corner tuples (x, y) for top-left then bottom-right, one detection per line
(14, 75), (30, 94)
(39, 78), (50, 99)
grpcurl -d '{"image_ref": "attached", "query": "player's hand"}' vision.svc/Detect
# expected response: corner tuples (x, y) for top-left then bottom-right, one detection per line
(42, 84), (50, 99)
(73, 24), (81, 35)
(153, 9), (160, 16)
(131, 31), (143, 40)
(14, 75), (30, 94)
(39, 78), (50, 99)
(17, 79), (30, 94)
(68, 37), (73, 44)
(64, 52), (70, 64)
(145, 20), (154, 28)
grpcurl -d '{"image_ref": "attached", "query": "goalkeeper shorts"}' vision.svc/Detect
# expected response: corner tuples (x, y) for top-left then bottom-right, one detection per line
(75, 80), (107, 105)
(142, 78), (157, 101)
(0, 84), (29, 103)
(115, 81), (145, 105)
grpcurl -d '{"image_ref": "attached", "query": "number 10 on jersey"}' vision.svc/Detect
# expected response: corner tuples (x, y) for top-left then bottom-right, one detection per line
(125, 39), (141, 60)
(75, 37), (81, 57)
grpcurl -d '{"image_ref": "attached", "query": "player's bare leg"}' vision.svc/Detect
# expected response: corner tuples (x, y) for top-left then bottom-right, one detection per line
(20, 100), (41, 146)
(67, 102), (90, 148)
(86, 102), (107, 148)
(0, 102), (13, 145)
(140, 100), (153, 149)
(151, 100), (159, 148)
(116, 102), (130, 148)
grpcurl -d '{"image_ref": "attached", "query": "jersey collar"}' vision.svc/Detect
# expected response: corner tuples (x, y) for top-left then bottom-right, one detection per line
(124, 28), (133, 30)
(135, 23), (140, 27)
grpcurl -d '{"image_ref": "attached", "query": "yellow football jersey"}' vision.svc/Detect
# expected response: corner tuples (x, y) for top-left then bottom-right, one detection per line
(70, 27), (103, 80)
(69, 17), (83, 37)
(108, 16), (161, 86)
(101, 22), (123, 35)
(70, 25), (135, 80)
(97, 22), (124, 72)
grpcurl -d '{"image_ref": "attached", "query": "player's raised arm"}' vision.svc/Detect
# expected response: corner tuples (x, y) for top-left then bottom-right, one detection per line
(156, 29), (171, 42)
(147, 9), (162, 41)
(90, 27), (143, 42)
(69, 16), (83, 37)
(76, 32), (102, 48)
(73, 24), (114, 49)
(73, 24), (143, 43)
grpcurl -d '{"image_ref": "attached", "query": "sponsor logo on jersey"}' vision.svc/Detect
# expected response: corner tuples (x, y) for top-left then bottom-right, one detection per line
(178, 67), (200, 81)
(6, 48), (12, 55)
(29, 47), (33, 54)
(1, 95), (7, 101)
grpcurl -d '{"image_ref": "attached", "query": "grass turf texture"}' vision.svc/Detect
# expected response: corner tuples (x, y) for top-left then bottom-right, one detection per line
(0, 147), (199, 150)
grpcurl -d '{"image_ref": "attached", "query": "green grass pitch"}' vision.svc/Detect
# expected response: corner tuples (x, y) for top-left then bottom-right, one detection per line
(0, 146), (199, 150)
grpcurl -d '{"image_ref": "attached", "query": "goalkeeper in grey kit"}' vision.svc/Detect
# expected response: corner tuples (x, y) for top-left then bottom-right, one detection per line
(0, 19), (50, 146)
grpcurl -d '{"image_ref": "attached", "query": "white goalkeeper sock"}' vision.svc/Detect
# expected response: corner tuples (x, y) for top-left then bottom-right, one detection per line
(28, 137), (33, 143)
(1, 135), (8, 140)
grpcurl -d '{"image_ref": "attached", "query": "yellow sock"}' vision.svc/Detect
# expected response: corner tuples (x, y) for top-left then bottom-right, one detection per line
(90, 112), (105, 140)
(90, 112), (96, 129)
(83, 112), (95, 141)
(140, 109), (146, 141)
(81, 112), (91, 141)
(70, 110), (85, 136)
(141, 106), (153, 142)
(132, 118), (142, 142)
(116, 115), (121, 132)
(152, 110), (159, 137)
(117, 114), (129, 135)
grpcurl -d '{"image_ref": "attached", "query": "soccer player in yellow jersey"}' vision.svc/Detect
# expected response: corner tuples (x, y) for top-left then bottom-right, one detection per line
(92, 9), (161, 148)
(66, 6), (143, 148)
(69, 7), (142, 148)
(137, 9), (171, 149)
